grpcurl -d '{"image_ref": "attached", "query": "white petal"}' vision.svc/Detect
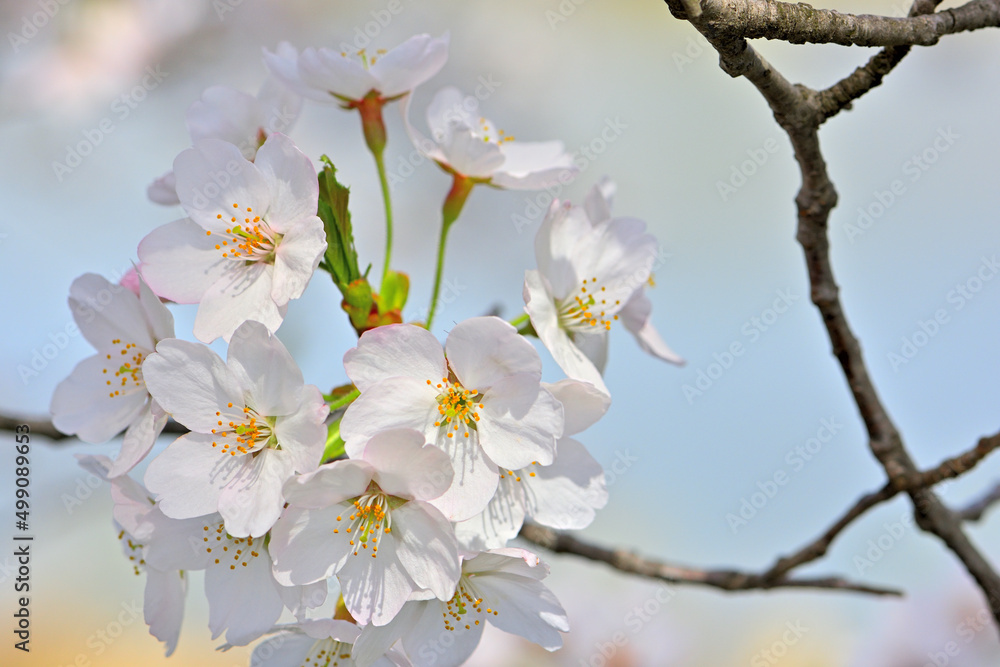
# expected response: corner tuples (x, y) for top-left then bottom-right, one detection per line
(620, 290), (684, 365)
(427, 430), (499, 522)
(369, 33), (449, 98)
(278, 580), (328, 620)
(543, 379), (610, 436)
(274, 386), (329, 474)
(354, 601), (419, 667)
(263, 42), (323, 101)
(174, 138), (270, 230)
(299, 47), (378, 101)
(109, 399), (167, 477)
(269, 503), (354, 586)
(251, 630), (316, 667)
(193, 261), (284, 343)
(68, 272), (156, 351)
(344, 323), (446, 393)
(445, 316), (540, 391)
(478, 375), (561, 469)
(572, 330), (609, 374)
(272, 216), (326, 304)
(144, 569), (186, 656)
(523, 438), (607, 530)
(524, 271), (608, 394)
(217, 449), (293, 538)
(470, 568), (568, 649)
(227, 320), (304, 416)
(340, 377), (440, 458)
(339, 527), (417, 626)
(364, 429), (453, 501)
(453, 473), (526, 551)
(425, 86), (472, 138)
(148, 170), (180, 205)
(391, 502), (460, 601)
(496, 140), (574, 184)
(50, 354), (147, 443)
(583, 176), (616, 223)
(256, 74), (303, 137)
(282, 460), (374, 509)
(206, 550), (284, 646)
(491, 164), (578, 190)
(137, 218), (230, 304)
(141, 511), (218, 571)
(400, 599), (484, 667)
(439, 123), (504, 178)
(185, 86), (264, 159)
(136, 272), (175, 343)
(142, 338), (244, 432)
(143, 432), (242, 519)
(533, 205), (592, 299)
(252, 133), (319, 234)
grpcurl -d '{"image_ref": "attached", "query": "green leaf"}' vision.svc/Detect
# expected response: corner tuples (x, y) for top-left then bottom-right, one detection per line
(317, 156), (360, 292)
(376, 270), (409, 314)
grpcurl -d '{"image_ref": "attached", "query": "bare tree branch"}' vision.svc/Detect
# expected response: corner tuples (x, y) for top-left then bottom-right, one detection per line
(694, 0), (999, 47)
(664, 0), (1000, 630)
(763, 431), (1000, 581)
(519, 523), (901, 597)
(958, 482), (1000, 523)
(815, 0), (944, 122)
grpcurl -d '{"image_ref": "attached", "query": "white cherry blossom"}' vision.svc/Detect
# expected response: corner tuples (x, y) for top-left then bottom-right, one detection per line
(51, 273), (173, 477)
(269, 429), (460, 626)
(138, 132), (326, 343)
(454, 379), (610, 551)
(142, 321), (328, 537)
(353, 548), (569, 667)
(148, 73), (303, 205)
(249, 620), (410, 667)
(404, 86), (576, 190)
(139, 506), (327, 647)
(340, 317), (564, 521)
(524, 179), (683, 394)
(263, 34), (448, 105)
(77, 455), (187, 656)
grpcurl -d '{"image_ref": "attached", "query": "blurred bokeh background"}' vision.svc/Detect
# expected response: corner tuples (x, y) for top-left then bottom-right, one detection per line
(2, 0), (1000, 665)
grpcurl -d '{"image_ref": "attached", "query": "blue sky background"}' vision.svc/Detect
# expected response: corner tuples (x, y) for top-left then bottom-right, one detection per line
(1, 0), (1000, 665)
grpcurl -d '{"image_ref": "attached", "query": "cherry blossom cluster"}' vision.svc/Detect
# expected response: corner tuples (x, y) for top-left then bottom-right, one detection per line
(50, 32), (682, 667)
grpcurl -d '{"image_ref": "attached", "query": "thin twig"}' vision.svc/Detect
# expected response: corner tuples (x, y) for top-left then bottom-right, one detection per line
(519, 523), (901, 597)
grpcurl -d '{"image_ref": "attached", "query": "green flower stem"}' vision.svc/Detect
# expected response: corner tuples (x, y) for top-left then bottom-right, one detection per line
(426, 174), (475, 330)
(509, 313), (530, 328)
(373, 150), (394, 288)
(324, 388), (361, 411)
